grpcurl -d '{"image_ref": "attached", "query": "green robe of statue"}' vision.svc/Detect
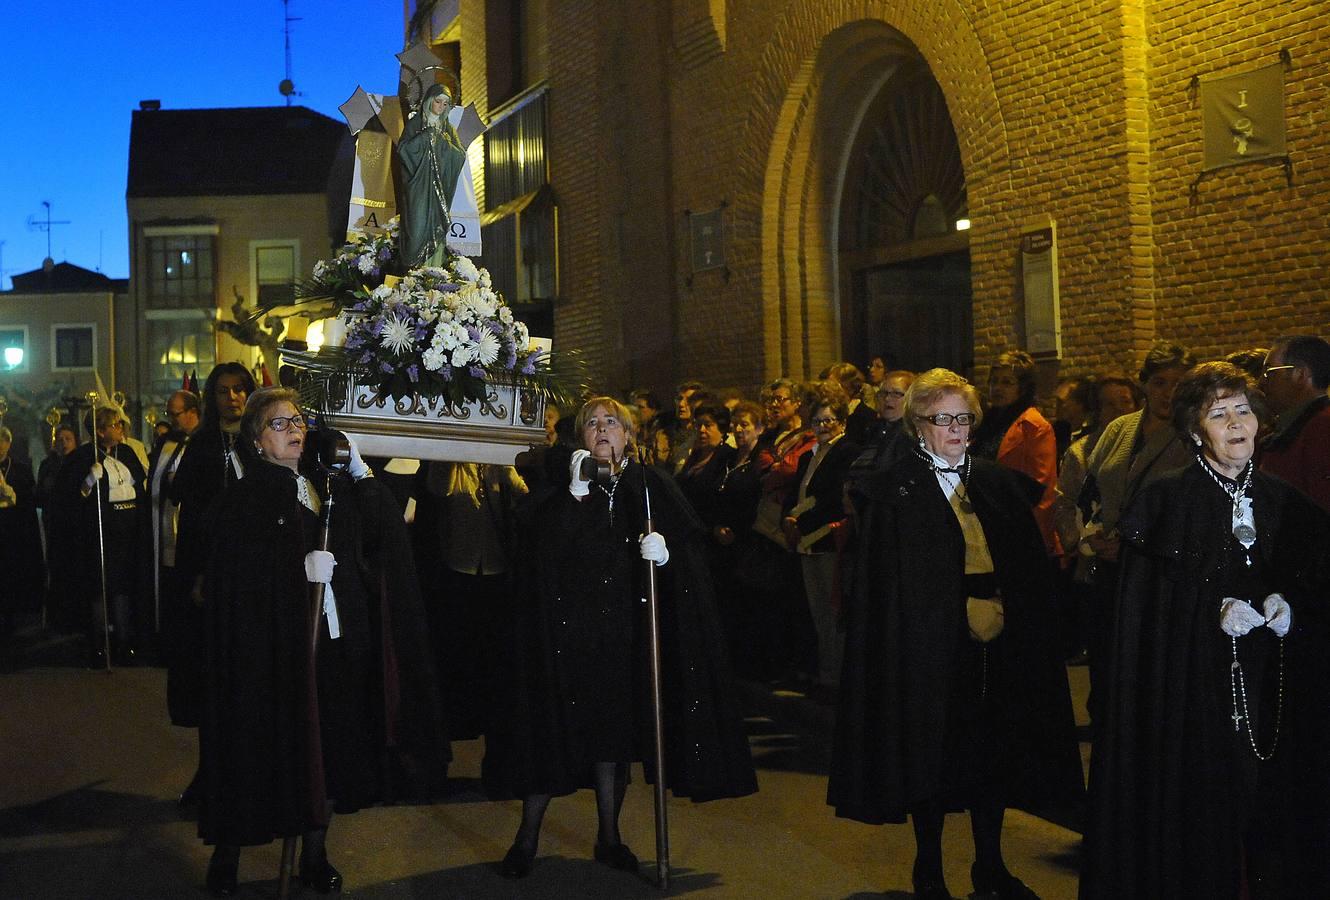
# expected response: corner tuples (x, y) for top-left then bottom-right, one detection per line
(398, 84), (468, 269)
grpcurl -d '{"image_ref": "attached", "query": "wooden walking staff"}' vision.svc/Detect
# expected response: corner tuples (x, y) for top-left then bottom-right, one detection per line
(641, 474), (671, 889)
(85, 391), (111, 673)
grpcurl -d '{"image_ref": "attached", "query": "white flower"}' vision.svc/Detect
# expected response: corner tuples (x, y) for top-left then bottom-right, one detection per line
(313, 260), (329, 280)
(380, 315), (415, 355)
(357, 253), (376, 274)
(422, 347), (446, 371)
(478, 268), (492, 289)
(371, 284), (394, 300)
(452, 256), (480, 283)
(474, 330), (500, 366)
(515, 322), (530, 348)
(451, 343), (475, 366)
(498, 306), (513, 325)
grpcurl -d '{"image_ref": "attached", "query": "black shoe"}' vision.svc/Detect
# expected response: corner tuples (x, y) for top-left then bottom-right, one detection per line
(300, 858), (343, 894)
(911, 860), (951, 899)
(593, 842), (639, 872)
(971, 863), (1040, 900)
(500, 841), (536, 879)
(205, 850), (238, 896)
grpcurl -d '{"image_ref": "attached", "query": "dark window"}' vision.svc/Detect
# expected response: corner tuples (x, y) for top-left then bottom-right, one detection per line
(54, 326), (95, 369)
(256, 244), (296, 307)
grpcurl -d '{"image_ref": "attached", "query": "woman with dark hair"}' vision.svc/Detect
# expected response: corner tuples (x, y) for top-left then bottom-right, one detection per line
(972, 350), (1059, 557)
(167, 362), (257, 806)
(675, 402), (734, 525)
(713, 400), (766, 672)
(199, 388), (445, 895)
(1079, 342), (1195, 728)
(1081, 362), (1330, 899)
(486, 396), (756, 879)
(829, 368), (1081, 900)
(783, 381), (860, 690)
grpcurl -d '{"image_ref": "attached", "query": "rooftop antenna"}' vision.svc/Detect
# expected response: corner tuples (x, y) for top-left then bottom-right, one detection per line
(279, 0), (303, 106)
(27, 201), (71, 268)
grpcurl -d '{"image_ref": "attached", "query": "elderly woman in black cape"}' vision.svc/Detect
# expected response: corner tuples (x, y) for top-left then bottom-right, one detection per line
(485, 396), (756, 879)
(827, 368), (1082, 900)
(1080, 362), (1330, 899)
(198, 388), (446, 896)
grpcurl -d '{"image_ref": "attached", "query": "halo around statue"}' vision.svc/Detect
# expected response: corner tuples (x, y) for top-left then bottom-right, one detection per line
(402, 65), (461, 115)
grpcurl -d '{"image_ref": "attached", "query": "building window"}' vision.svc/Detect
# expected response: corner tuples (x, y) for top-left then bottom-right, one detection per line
(145, 233), (215, 308)
(146, 314), (216, 404)
(251, 241), (298, 308)
(51, 324), (96, 371)
(0, 326), (28, 372)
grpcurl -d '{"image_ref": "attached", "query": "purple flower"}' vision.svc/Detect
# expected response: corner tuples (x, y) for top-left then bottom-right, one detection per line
(467, 326), (481, 342)
(345, 336), (363, 349)
(370, 319), (385, 336)
(378, 246), (392, 261)
(520, 358), (537, 375)
(440, 365), (453, 382)
(504, 349), (517, 370)
(439, 283), (461, 293)
(380, 361), (395, 374)
(414, 325), (429, 341)
(407, 364), (419, 382)
(359, 352), (373, 364)
(469, 365), (487, 379)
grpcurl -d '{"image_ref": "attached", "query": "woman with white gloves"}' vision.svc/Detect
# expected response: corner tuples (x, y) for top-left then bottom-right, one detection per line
(485, 396), (756, 879)
(1082, 362), (1330, 899)
(198, 388), (446, 896)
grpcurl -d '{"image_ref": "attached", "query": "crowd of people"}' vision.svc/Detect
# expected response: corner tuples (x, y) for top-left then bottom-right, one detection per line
(0, 332), (1326, 898)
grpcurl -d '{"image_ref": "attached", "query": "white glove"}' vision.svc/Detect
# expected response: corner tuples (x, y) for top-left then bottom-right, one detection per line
(1219, 597), (1266, 637)
(967, 596), (1005, 643)
(568, 448), (592, 499)
(82, 462), (104, 493)
(639, 531), (669, 566)
(343, 435), (372, 480)
(1263, 593), (1292, 638)
(304, 550), (337, 584)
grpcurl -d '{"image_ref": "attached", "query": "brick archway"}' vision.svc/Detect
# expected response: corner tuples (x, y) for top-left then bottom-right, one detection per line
(735, 1), (1013, 380)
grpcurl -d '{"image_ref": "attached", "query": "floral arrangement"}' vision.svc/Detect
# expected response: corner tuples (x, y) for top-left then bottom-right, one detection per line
(300, 218), (404, 316)
(337, 254), (546, 405)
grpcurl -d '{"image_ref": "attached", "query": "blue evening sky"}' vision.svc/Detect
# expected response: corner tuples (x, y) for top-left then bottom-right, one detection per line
(1, 1), (406, 288)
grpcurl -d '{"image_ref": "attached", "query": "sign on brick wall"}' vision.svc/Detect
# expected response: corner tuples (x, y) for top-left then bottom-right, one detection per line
(1200, 62), (1285, 171)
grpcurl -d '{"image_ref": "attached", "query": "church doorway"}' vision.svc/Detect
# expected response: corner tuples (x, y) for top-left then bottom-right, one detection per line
(838, 52), (971, 376)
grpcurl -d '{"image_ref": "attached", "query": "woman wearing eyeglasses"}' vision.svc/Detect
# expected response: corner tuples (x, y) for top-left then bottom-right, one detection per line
(782, 381), (861, 691)
(198, 388), (446, 896)
(486, 396), (756, 879)
(829, 368), (1081, 900)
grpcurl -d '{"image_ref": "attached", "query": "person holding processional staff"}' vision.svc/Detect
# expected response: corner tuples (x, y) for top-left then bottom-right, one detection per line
(485, 396), (756, 880)
(56, 405), (148, 667)
(197, 388), (446, 896)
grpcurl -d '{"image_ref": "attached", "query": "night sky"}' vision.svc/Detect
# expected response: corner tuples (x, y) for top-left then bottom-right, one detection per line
(1, 1), (406, 287)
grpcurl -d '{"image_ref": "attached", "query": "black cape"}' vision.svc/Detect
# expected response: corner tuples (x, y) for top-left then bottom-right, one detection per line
(0, 457), (44, 616)
(828, 453), (1083, 824)
(198, 461), (448, 847)
(1080, 463), (1330, 899)
(483, 461), (757, 802)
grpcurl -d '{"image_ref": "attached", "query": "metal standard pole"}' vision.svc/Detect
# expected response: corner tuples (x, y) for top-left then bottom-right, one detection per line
(641, 475), (670, 890)
(279, 473), (336, 899)
(86, 392), (111, 672)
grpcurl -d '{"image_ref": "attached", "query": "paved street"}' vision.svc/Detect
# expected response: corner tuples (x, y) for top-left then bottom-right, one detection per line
(0, 630), (1086, 899)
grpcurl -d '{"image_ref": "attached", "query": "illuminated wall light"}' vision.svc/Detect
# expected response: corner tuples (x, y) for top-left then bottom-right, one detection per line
(955, 218), (971, 231)
(3, 346), (24, 368)
(306, 319), (326, 352)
